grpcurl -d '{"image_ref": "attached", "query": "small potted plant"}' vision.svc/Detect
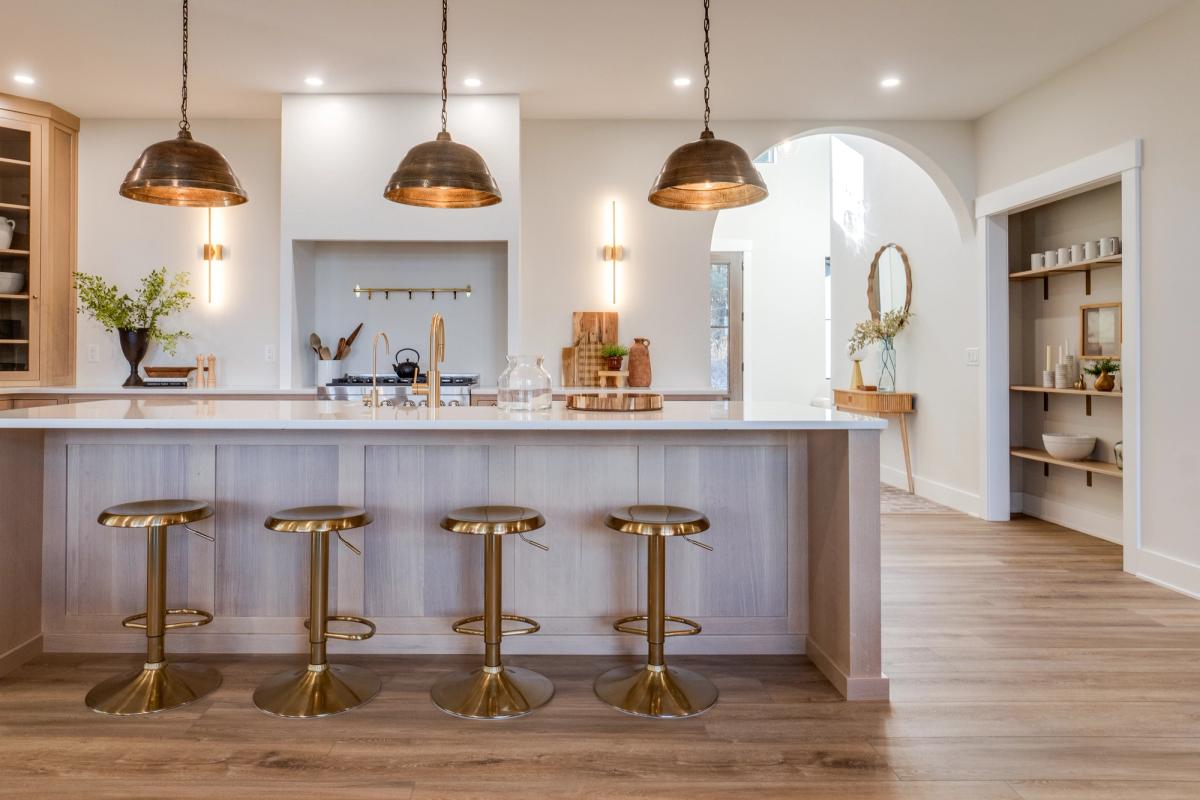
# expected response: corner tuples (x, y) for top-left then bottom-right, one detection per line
(1084, 357), (1120, 392)
(73, 267), (193, 387)
(601, 343), (630, 371)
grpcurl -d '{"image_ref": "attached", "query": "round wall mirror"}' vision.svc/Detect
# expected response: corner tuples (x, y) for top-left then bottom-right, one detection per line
(867, 242), (912, 321)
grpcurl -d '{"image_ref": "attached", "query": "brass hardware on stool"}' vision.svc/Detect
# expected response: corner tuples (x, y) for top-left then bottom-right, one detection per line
(432, 505), (554, 720)
(85, 499), (220, 716)
(253, 506), (380, 718)
(595, 504), (719, 719)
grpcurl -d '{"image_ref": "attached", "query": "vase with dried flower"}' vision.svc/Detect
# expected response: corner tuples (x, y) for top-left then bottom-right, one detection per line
(847, 309), (912, 393)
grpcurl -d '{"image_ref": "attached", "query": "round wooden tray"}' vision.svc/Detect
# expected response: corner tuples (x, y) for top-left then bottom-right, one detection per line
(565, 392), (663, 412)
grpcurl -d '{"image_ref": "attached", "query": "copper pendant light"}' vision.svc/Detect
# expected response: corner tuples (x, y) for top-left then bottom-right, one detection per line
(649, 0), (766, 211)
(384, 0), (501, 208)
(119, 0), (247, 207)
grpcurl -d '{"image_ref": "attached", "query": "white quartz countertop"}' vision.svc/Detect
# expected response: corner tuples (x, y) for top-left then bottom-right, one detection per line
(0, 399), (886, 431)
(0, 386), (316, 395)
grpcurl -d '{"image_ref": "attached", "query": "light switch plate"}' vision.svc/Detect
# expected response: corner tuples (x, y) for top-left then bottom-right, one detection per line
(965, 347), (980, 366)
(264, 345), (276, 363)
(86, 344), (100, 363)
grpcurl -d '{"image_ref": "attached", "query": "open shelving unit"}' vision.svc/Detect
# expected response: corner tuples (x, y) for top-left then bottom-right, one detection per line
(1011, 447), (1122, 484)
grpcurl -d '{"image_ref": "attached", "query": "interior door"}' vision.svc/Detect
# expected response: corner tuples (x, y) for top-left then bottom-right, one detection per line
(709, 251), (744, 400)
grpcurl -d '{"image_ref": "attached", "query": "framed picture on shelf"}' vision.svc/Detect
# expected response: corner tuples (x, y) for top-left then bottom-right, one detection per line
(1080, 302), (1121, 360)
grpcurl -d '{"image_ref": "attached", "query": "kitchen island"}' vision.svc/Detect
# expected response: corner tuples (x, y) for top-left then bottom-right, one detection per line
(0, 399), (888, 700)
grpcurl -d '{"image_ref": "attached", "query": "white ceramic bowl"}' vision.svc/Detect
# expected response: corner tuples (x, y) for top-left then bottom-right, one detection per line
(1042, 433), (1096, 461)
(0, 272), (24, 294)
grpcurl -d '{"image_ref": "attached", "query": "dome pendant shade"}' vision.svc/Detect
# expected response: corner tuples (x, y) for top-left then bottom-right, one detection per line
(119, 130), (248, 207)
(384, 131), (501, 208)
(648, 130), (767, 211)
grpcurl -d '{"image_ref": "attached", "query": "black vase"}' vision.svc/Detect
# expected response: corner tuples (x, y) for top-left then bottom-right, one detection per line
(117, 328), (150, 387)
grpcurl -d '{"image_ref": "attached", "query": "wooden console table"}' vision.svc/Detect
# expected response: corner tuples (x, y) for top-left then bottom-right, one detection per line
(834, 388), (917, 492)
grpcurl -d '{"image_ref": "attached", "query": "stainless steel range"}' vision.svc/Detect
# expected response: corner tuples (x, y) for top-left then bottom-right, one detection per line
(317, 373), (479, 407)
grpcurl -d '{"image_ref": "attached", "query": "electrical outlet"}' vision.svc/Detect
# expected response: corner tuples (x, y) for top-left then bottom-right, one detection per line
(264, 345), (276, 363)
(965, 347), (980, 366)
(86, 343), (101, 363)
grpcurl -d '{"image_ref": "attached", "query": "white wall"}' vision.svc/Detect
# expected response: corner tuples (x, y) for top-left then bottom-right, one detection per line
(76, 119), (280, 386)
(520, 119), (975, 390)
(830, 135), (980, 512)
(303, 241), (508, 384)
(713, 135), (831, 403)
(280, 94), (520, 387)
(976, 1), (1200, 592)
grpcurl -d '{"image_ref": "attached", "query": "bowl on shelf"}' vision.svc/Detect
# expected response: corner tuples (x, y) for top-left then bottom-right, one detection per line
(0, 271), (25, 294)
(143, 366), (198, 379)
(1042, 433), (1096, 461)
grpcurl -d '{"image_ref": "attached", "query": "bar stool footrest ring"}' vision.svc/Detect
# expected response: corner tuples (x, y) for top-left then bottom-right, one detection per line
(613, 614), (702, 637)
(452, 613), (540, 637)
(121, 608), (214, 631)
(303, 615), (376, 641)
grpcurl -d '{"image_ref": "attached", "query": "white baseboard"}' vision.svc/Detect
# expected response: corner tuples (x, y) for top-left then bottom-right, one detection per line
(1133, 548), (1200, 600)
(881, 464), (981, 516)
(0, 634), (42, 678)
(1016, 492), (1122, 543)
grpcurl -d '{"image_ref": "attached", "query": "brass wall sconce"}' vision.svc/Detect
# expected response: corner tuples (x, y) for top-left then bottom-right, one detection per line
(202, 207), (223, 303)
(602, 200), (623, 305)
(353, 284), (472, 300)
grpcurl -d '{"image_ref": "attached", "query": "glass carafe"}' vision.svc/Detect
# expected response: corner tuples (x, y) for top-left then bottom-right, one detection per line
(497, 355), (553, 411)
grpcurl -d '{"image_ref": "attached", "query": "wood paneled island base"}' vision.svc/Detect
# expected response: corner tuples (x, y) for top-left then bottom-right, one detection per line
(0, 400), (887, 701)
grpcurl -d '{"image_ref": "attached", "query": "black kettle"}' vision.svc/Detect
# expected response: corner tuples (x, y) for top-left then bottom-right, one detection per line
(393, 348), (421, 381)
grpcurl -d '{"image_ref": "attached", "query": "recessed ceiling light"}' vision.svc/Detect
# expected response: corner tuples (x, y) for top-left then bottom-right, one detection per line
(13, 74), (34, 85)
(304, 76), (324, 87)
(880, 76), (902, 89)
(463, 77), (482, 88)
(673, 77), (691, 88)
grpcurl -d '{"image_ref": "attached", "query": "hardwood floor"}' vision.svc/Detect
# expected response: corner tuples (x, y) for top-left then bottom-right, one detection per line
(3, 512), (1200, 798)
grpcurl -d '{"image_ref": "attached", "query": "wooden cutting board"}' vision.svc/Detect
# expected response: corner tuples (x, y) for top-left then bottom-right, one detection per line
(561, 347), (577, 387)
(572, 312), (618, 345)
(574, 343), (606, 387)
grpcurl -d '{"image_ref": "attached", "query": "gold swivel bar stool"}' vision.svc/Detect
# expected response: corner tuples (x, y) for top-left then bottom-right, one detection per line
(595, 504), (718, 719)
(433, 506), (554, 720)
(86, 499), (220, 716)
(254, 506), (381, 718)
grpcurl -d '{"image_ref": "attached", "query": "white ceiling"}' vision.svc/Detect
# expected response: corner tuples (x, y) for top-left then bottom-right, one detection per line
(2, 0), (1179, 121)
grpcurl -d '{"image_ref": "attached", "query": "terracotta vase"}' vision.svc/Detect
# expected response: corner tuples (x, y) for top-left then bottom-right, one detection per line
(1094, 371), (1116, 392)
(628, 338), (652, 387)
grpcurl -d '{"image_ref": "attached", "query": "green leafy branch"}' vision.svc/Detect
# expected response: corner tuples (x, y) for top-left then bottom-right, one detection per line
(73, 268), (194, 355)
(1084, 358), (1120, 376)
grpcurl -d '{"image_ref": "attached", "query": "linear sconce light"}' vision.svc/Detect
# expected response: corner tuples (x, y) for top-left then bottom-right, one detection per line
(202, 207), (223, 303)
(353, 284), (472, 300)
(602, 200), (623, 305)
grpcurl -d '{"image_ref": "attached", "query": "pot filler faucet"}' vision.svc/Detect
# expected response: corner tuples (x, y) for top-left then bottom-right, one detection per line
(364, 331), (392, 409)
(412, 314), (445, 409)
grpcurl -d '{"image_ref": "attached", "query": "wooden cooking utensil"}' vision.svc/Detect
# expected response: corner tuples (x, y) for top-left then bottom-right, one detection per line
(344, 322), (364, 351)
(334, 337), (348, 360)
(310, 333), (323, 357)
(319, 345), (332, 360)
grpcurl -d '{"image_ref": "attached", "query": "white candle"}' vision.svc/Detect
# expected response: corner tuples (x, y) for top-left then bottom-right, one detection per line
(1045, 345), (1051, 372)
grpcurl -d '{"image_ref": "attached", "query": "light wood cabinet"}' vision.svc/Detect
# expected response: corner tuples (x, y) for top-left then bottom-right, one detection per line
(0, 92), (78, 387)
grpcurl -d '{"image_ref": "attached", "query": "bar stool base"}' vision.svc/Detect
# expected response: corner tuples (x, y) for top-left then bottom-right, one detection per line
(86, 662), (221, 716)
(432, 666), (554, 720)
(594, 663), (718, 719)
(253, 664), (381, 719)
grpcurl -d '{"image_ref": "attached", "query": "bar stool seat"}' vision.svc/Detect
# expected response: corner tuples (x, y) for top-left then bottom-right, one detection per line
(432, 505), (554, 720)
(86, 499), (219, 716)
(595, 504), (718, 719)
(253, 505), (380, 719)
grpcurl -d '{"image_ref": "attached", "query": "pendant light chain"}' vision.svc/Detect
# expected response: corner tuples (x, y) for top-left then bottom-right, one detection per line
(440, 0), (449, 133)
(702, 0), (711, 133)
(179, 0), (190, 133)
